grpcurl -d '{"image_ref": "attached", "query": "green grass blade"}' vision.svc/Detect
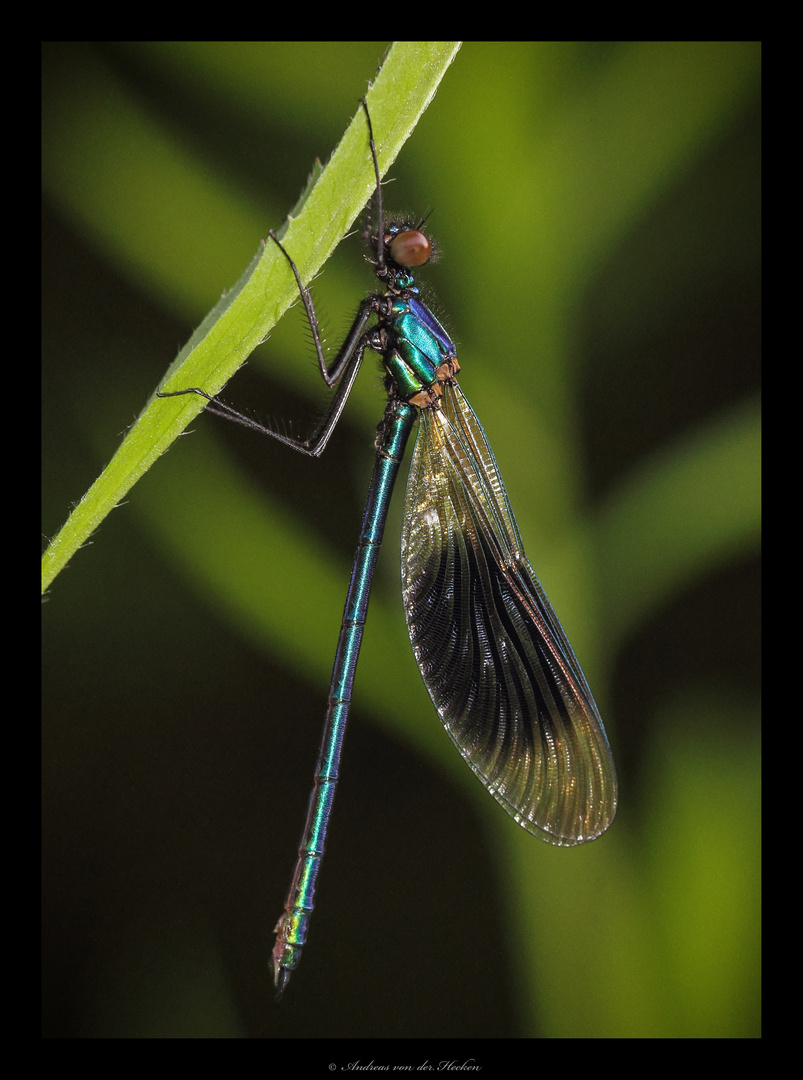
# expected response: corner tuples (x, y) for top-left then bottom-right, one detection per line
(41, 41), (461, 594)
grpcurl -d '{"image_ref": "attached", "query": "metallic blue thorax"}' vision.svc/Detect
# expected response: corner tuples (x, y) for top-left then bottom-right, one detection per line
(384, 290), (457, 401)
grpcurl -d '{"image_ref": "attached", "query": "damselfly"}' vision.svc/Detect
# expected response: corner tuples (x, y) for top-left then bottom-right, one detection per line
(158, 101), (617, 997)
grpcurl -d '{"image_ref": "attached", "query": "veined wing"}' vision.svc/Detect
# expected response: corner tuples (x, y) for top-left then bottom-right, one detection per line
(401, 382), (617, 844)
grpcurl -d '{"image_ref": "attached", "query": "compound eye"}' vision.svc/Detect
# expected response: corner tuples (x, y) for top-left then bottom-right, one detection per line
(388, 229), (431, 268)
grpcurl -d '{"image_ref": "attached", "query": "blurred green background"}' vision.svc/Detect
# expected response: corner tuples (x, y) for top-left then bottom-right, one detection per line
(42, 42), (760, 1039)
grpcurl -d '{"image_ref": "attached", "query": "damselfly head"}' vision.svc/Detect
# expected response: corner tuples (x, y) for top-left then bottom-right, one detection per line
(386, 227), (431, 268)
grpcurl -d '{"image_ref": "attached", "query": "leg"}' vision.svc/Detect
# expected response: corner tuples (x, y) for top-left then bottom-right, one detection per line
(158, 239), (380, 459)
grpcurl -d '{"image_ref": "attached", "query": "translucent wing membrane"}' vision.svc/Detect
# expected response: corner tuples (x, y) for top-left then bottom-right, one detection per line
(402, 384), (617, 844)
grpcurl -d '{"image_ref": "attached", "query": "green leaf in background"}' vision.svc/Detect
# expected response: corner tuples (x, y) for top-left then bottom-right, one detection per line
(43, 42), (760, 1039)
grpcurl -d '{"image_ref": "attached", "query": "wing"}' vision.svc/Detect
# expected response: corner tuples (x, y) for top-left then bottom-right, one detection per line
(401, 382), (617, 844)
